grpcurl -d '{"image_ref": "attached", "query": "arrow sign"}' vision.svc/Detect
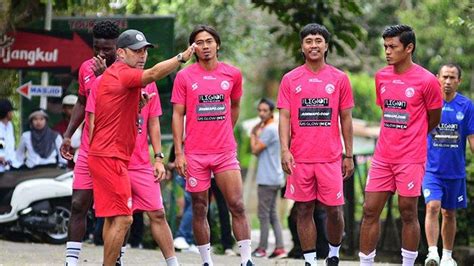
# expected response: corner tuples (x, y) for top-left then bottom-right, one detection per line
(0, 30), (93, 72)
(16, 81), (62, 100)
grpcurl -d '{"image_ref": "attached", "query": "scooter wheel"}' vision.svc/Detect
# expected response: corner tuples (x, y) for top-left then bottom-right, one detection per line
(43, 200), (71, 244)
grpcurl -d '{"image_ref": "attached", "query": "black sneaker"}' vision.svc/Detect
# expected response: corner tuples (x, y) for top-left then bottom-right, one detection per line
(305, 262), (312, 266)
(325, 256), (339, 266)
(241, 260), (255, 266)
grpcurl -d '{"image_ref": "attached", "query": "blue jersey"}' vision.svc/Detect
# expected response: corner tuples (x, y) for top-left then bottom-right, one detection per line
(426, 93), (474, 179)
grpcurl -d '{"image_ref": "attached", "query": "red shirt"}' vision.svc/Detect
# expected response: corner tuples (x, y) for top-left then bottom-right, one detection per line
(88, 62), (144, 161)
(373, 64), (442, 163)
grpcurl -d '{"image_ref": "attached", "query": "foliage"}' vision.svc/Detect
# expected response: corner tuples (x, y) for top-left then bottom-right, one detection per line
(252, 0), (365, 62)
(348, 72), (381, 122)
(398, 0), (473, 97)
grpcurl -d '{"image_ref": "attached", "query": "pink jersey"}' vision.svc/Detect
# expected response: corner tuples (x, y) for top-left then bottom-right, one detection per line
(277, 64), (354, 163)
(86, 77), (161, 168)
(78, 58), (96, 97)
(171, 62), (243, 154)
(373, 64), (442, 163)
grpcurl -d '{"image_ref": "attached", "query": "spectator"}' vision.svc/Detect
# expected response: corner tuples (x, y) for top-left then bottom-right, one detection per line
(0, 99), (16, 173)
(54, 94), (78, 136)
(13, 109), (66, 169)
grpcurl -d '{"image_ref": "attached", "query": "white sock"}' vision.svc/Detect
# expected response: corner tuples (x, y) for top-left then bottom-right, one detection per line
(165, 256), (179, 266)
(116, 246), (126, 265)
(401, 248), (418, 266)
(428, 246), (438, 255)
(328, 242), (341, 258)
(442, 249), (452, 259)
(197, 243), (213, 265)
(237, 239), (252, 264)
(303, 250), (317, 266)
(65, 241), (82, 266)
(359, 250), (376, 266)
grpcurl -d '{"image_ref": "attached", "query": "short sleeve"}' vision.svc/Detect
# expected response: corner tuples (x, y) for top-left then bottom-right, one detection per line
(171, 71), (187, 105)
(85, 76), (101, 113)
(467, 101), (474, 135)
(424, 76), (443, 110)
(119, 66), (143, 89)
(259, 126), (277, 146)
(339, 74), (354, 110)
(230, 70), (243, 100)
(277, 75), (291, 110)
(78, 60), (94, 97)
(147, 83), (162, 117)
(375, 73), (382, 107)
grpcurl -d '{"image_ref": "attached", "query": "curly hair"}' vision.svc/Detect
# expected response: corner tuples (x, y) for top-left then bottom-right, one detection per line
(93, 20), (120, 39)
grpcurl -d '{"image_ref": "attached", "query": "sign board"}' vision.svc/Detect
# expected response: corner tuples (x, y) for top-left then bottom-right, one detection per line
(16, 81), (63, 99)
(0, 31), (93, 72)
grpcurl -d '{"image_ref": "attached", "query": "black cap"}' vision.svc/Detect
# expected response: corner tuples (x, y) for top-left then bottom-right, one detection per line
(0, 99), (15, 118)
(117, 29), (154, 50)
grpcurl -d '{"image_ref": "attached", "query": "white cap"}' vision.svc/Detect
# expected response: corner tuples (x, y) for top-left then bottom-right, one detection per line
(62, 94), (78, 105)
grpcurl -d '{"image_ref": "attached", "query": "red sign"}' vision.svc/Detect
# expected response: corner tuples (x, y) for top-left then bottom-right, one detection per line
(0, 30), (93, 72)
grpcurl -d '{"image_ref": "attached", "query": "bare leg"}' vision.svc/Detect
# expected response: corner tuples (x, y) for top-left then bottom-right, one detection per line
(359, 192), (391, 254)
(68, 189), (93, 241)
(147, 209), (176, 258)
(440, 209), (456, 250)
(191, 191), (210, 245)
(325, 205), (344, 245)
(425, 200), (441, 247)
(398, 196), (420, 251)
(103, 215), (133, 266)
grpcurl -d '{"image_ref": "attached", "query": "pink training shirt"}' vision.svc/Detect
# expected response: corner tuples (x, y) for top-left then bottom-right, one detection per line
(171, 62), (243, 154)
(86, 77), (162, 168)
(277, 64), (354, 163)
(373, 64), (442, 164)
(77, 58), (97, 156)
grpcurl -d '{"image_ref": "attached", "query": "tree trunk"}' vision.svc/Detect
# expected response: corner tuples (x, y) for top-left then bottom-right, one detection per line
(0, 0), (11, 35)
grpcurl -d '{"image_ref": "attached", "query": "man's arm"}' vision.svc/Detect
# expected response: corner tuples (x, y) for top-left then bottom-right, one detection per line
(250, 129), (266, 155)
(427, 108), (442, 133)
(60, 95), (86, 159)
(468, 135), (474, 153)
(231, 98), (240, 127)
(172, 104), (187, 177)
(141, 45), (195, 86)
(279, 108), (294, 175)
(88, 112), (95, 145)
(149, 116), (166, 182)
(340, 108), (354, 179)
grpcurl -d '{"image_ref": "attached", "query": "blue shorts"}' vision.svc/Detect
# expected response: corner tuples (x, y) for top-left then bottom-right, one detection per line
(422, 174), (467, 209)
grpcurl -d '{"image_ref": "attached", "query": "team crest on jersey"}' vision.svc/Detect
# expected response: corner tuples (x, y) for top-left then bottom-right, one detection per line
(220, 80), (230, 90)
(456, 111), (464, 121)
(295, 85), (302, 94)
(192, 83), (198, 91)
(188, 177), (198, 187)
(405, 87), (415, 98)
(423, 189), (430, 198)
(325, 83), (335, 94)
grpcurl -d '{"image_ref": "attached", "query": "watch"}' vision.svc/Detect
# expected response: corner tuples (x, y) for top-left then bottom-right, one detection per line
(154, 152), (165, 159)
(176, 53), (186, 63)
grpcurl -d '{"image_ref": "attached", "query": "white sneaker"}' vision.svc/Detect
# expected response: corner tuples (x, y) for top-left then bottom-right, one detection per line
(173, 237), (190, 250)
(425, 252), (440, 266)
(224, 248), (237, 256)
(440, 257), (457, 266)
(185, 244), (200, 254)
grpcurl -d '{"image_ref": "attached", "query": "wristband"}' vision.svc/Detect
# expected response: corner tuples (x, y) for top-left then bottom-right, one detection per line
(343, 154), (354, 159)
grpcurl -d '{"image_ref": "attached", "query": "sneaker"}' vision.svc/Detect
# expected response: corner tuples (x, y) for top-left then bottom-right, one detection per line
(425, 252), (440, 266)
(241, 260), (255, 266)
(305, 263), (312, 266)
(325, 256), (339, 266)
(185, 244), (200, 254)
(288, 246), (303, 259)
(251, 247), (266, 258)
(440, 257), (457, 266)
(224, 248), (237, 256)
(203, 263), (209, 266)
(268, 248), (287, 259)
(173, 236), (190, 250)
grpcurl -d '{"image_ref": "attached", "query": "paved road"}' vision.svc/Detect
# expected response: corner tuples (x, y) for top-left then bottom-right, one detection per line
(0, 239), (401, 266)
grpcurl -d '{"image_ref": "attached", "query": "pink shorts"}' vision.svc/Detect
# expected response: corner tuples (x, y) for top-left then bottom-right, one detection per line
(73, 153), (92, 190)
(366, 159), (425, 197)
(129, 167), (164, 213)
(185, 151), (240, 192)
(284, 160), (344, 206)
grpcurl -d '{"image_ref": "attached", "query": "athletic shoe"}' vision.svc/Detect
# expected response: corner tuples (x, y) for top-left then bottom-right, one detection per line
(288, 246), (303, 259)
(440, 257), (457, 266)
(251, 247), (266, 257)
(173, 236), (190, 250)
(268, 248), (287, 259)
(224, 248), (237, 256)
(241, 260), (255, 266)
(305, 263), (312, 266)
(425, 252), (440, 266)
(184, 244), (200, 254)
(325, 256), (339, 266)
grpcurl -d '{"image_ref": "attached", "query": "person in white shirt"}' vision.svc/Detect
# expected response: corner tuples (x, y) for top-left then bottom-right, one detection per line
(0, 99), (16, 173)
(13, 109), (66, 169)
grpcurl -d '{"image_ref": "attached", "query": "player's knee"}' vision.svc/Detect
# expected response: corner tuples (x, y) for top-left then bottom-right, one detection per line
(400, 208), (418, 224)
(71, 197), (89, 216)
(296, 203), (314, 219)
(426, 202), (441, 216)
(192, 200), (208, 218)
(441, 209), (456, 220)
(148, 210), (166, 222)
(326, 206), (343, 222)
(362, 204), (379, 223)
(228, 199), (245, 217)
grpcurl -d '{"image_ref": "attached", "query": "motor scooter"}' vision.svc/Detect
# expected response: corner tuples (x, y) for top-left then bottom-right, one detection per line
(0, 167), (73, 244)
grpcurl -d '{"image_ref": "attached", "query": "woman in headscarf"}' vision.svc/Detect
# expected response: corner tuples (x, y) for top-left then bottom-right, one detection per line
(13, 109), (67, 169)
